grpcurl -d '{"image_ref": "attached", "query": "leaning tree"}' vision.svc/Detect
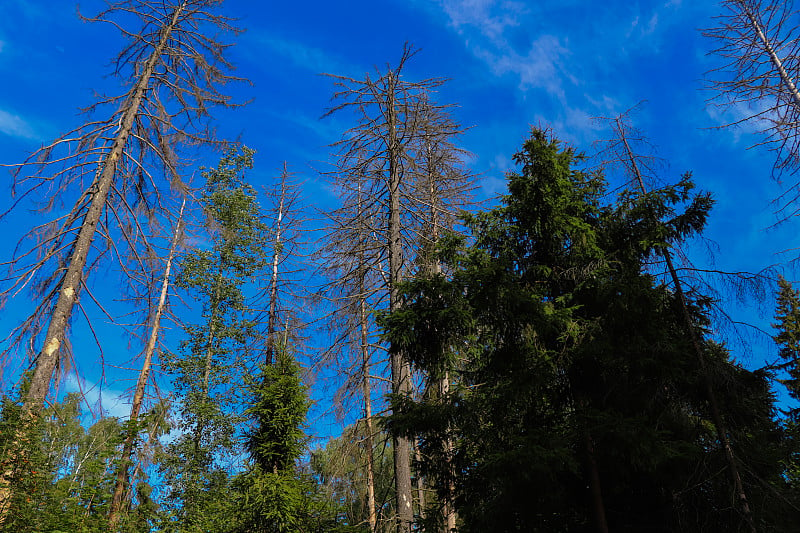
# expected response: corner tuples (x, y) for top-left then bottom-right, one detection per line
(0, 0), (245, 518)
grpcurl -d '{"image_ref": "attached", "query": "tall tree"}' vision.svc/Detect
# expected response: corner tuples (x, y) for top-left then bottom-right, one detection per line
(594, 108), (756, 530)
(257, 163), (307, 368)
(322, 45), (442, 532)
(382, 129), (794, 531)
(321, 45), (474, 532)
(0, 0), (244, 417)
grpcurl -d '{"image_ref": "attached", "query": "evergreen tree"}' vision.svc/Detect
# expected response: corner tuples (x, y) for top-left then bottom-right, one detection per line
(232, 349), (348, 533)
(773, 276), (800, 401)
(382, 129), (796, 532)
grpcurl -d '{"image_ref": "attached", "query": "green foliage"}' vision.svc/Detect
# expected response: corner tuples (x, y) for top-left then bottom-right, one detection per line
(382, 128), (796, 531)
(158, 146), (268, 531)
(245, 352), (310, 474)
(773, 276), (800, 401)
(232, 349), (352, 533)
(0, 385), (142, 533)
(310, 425), (396, 532)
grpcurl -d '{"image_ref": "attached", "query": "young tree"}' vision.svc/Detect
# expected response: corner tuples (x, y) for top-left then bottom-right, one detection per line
(773, 276), (800, 399)
(157, 147), (265, 530)
(232, 348), (347, 533)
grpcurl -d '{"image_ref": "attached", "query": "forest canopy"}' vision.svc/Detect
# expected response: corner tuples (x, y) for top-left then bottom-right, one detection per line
(1, 0), (800, 532)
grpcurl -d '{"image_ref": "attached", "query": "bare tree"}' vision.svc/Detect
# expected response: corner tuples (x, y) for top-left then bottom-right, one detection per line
(0, 0), (244, 517)
(0, 0), (244, 412)
(108, 199), (185, 528)
(256, 162), (308, 367)
(705, 0), (800, 213)
(594, 108), (756, 533)
(320, 45), (475, 533)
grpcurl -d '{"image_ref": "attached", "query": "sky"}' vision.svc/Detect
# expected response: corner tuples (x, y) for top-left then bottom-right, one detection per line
(0, 0), (797, 434)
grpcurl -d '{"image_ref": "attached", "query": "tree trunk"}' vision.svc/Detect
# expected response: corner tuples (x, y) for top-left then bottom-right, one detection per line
(107, 200), (184, 528)
(737, 0), (800, 108)
(266, 164), (287, 366)
(387, 70), (415, 533)
(584, 431), (609, 533)
(361, 295), (378, 533)
(618, 121), (756, 533)
(413, 441), (426, 521)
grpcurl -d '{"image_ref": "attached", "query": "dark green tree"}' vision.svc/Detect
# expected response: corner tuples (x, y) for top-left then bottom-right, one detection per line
(382, 129), (795, 532)
(773, 276), (800, 401)
(232, 347), (352, 533)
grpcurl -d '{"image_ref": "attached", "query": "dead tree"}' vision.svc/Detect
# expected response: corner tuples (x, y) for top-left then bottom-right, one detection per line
(594, 108), (756, 533)
(107, 199), (185, 528)
(321, 46), (475, 533)
(0, 0), (244, 518)
(317, 168), (386, 532)
(256, 162), (308, 367)
(0, 0), (244, 413)
(705, 0), (800, 211)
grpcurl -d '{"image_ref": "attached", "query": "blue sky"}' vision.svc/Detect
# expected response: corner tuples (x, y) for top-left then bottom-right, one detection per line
(0, 0), (797, 432)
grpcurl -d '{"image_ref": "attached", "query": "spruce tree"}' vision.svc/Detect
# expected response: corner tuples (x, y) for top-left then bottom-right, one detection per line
(382, 128), (795, 531)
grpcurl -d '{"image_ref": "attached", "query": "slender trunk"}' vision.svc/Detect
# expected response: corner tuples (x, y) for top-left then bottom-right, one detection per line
(584, 431), (609, 533)
(108, 201), (184, 528)
(618, 121), (756, 533)
(440, 371), (457, 533)
(266, 164), (287, 366)
(0, 4), (186, 523)
(386, 70), (414, 533)
(737, 0), (800, 108)
(413, 441), (426, 521)
(361, 294), (378, 533)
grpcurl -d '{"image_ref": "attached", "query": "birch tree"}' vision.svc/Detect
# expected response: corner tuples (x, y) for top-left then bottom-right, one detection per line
(158, 147), (266, 529)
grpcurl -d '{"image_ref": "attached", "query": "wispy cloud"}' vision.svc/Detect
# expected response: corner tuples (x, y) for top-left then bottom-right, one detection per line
(474, 34), (569, 98)
(440, 0), (528, 43)
(431, 1), (570, 100)
(0, 108), (39, 140)
(246, 32), (359, 77)
(64, 374), (131, 420)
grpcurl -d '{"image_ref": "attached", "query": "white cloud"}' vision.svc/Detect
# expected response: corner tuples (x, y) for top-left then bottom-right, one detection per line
(439, 0), (528, 44)
(64, 374), (131, 420)
(474, 34), (569, 99)
(248, 33), (357, 76)
(0, 108), (38, 140)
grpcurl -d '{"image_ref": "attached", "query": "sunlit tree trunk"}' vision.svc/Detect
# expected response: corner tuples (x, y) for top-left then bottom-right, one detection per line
(108, 200), (184, 527)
